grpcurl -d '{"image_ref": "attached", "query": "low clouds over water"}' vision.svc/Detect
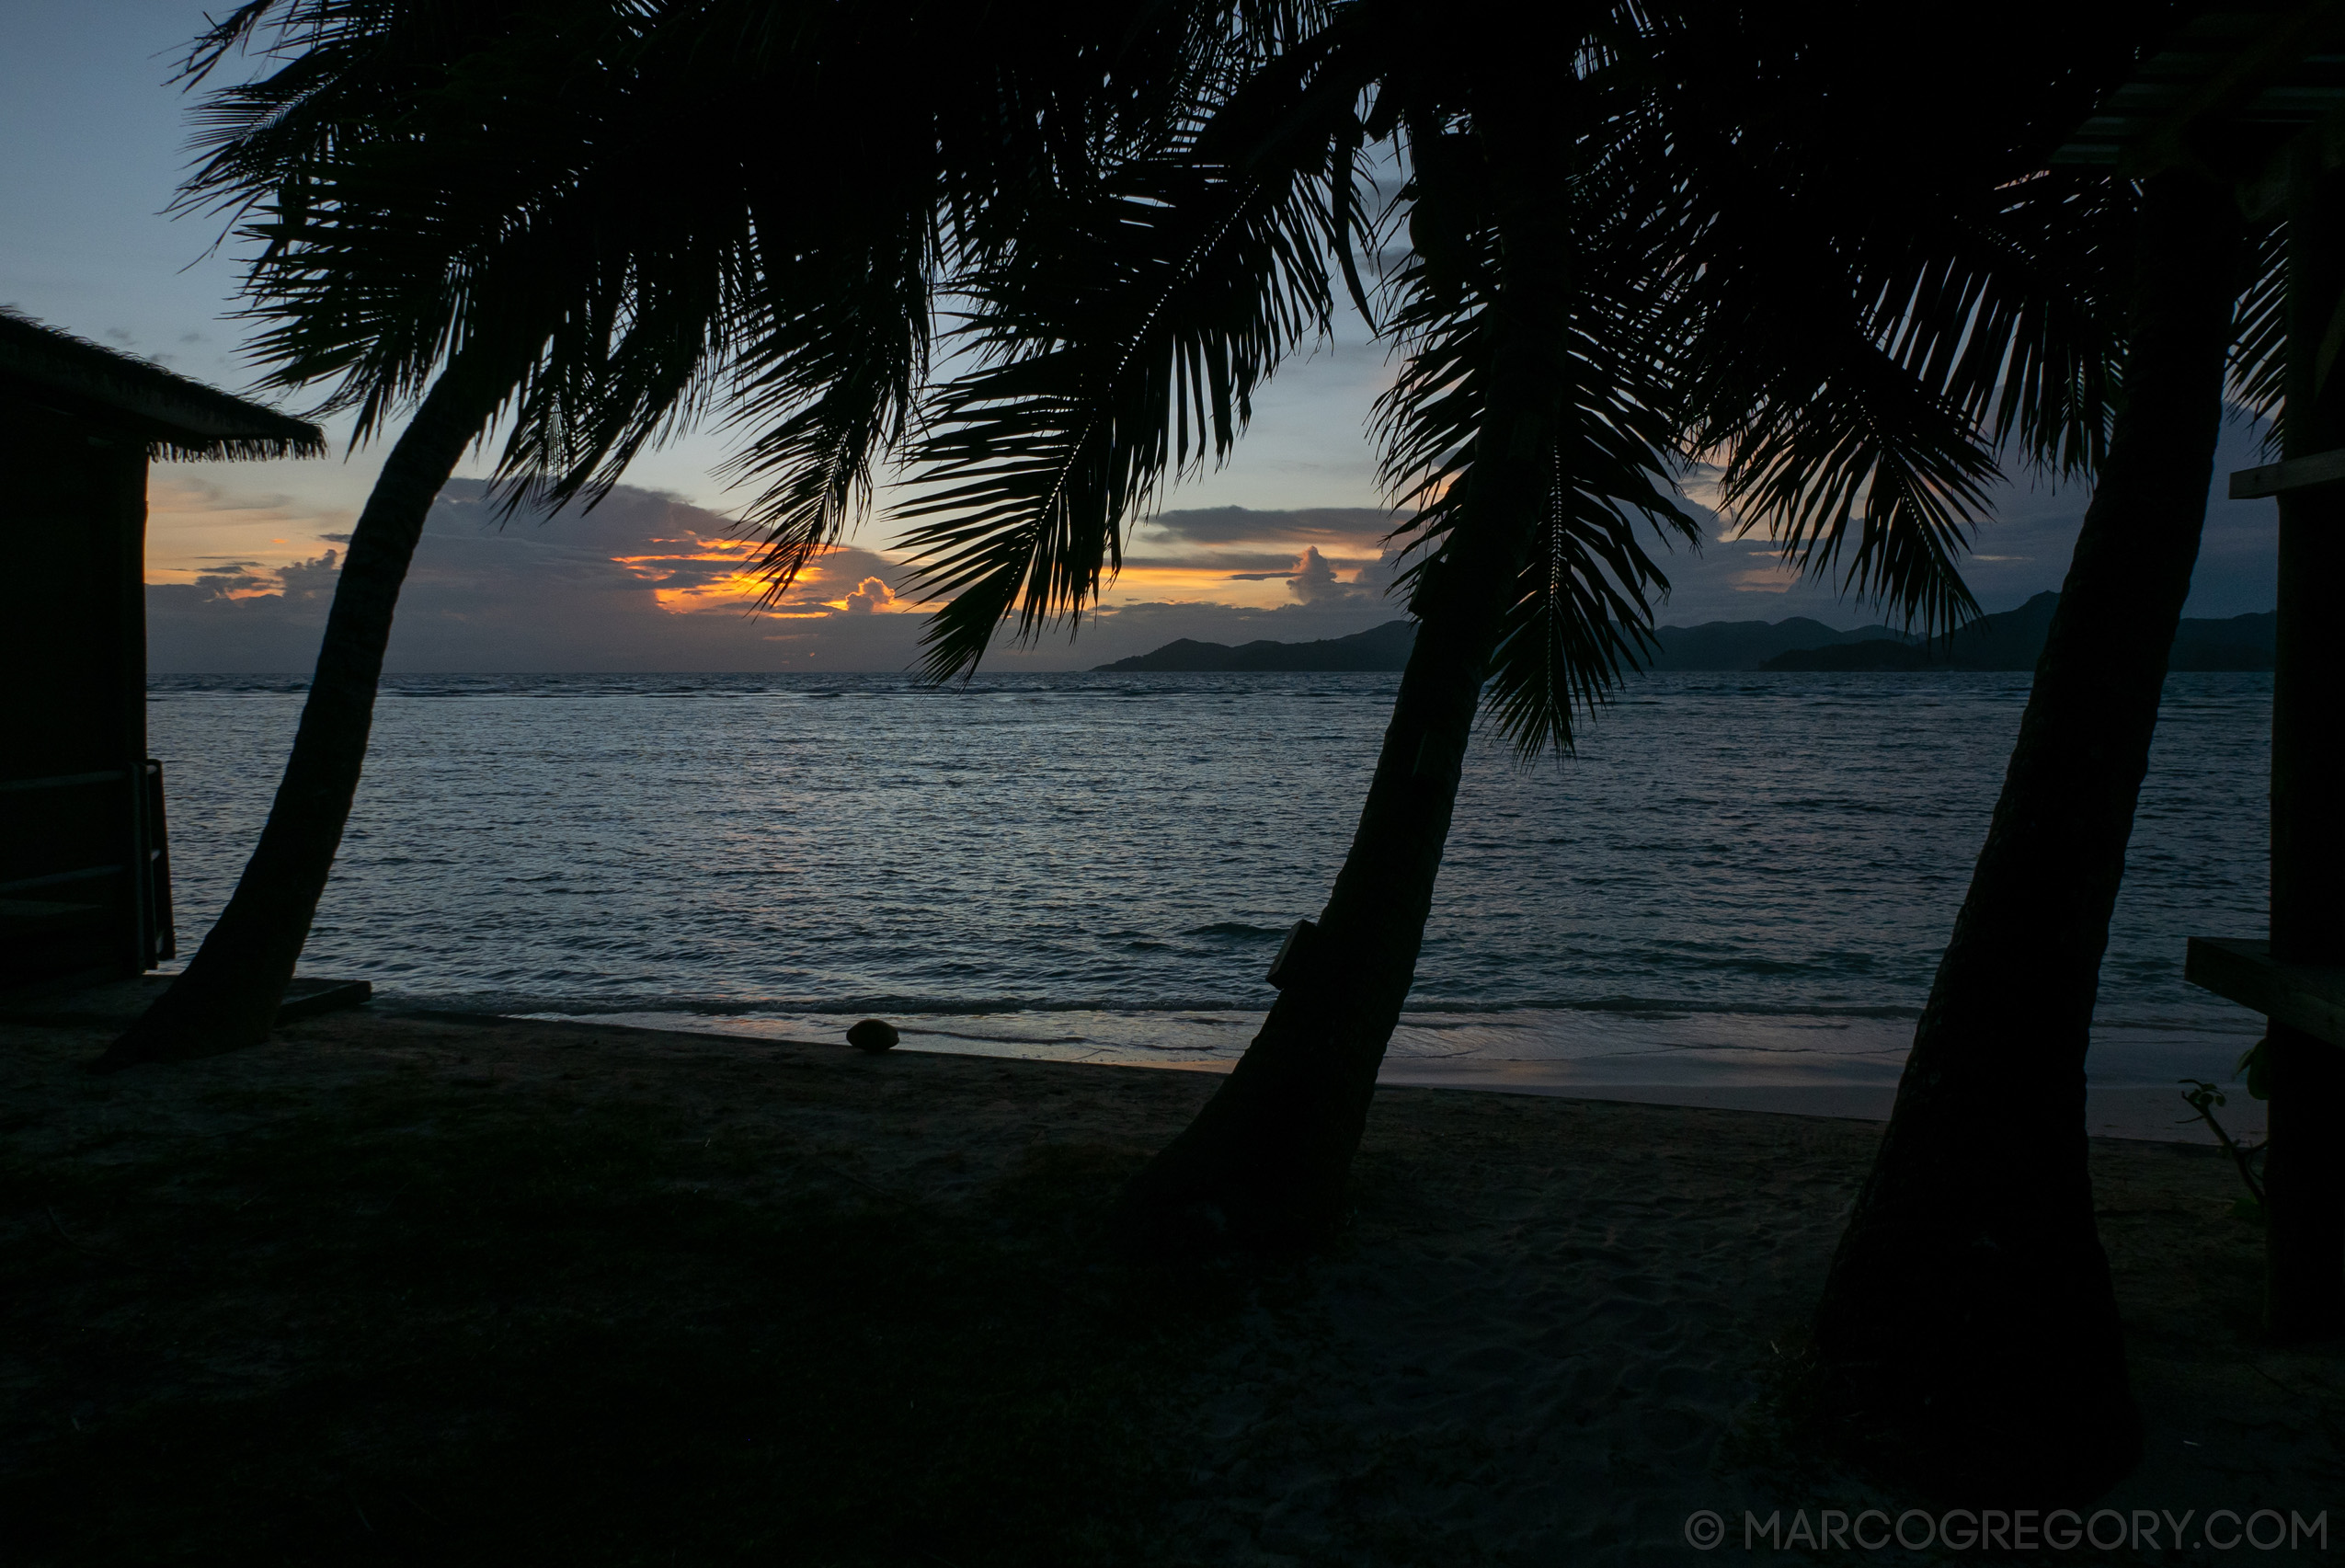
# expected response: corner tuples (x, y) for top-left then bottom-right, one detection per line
(145, 485), (1417, 673)
(144, 422), (2281, 674)
(148, 483), (927, 672)
(1134, 504), (1409, 608)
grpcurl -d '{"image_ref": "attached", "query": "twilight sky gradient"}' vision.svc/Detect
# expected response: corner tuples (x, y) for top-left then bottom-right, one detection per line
(5, 2), (2282, 672)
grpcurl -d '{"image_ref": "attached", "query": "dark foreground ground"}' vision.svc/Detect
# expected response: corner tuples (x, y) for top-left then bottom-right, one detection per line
(0, 1009), (2335, 1565)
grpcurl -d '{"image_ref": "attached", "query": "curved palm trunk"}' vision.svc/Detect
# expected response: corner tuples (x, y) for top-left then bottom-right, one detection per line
(1808, 171), (2243, 1500)
(1114, 120), (1567, 1252)
(1110, 499), (1535, 1251)
(98, 357), (505, 1069)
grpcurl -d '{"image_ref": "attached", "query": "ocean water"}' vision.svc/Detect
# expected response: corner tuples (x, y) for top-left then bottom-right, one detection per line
(146, 670), (2275, 1139)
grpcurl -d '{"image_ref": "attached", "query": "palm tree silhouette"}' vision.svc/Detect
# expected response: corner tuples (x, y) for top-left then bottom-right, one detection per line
(113, 0), (2264, 1504)
(1807, 168), (2248, 1503)
(1808, 47), (2345, 1500)
(897, 4), (1710, 1245)
(894, 6), (2129, 1182)
(105, 0), (1264, 1063)
(900, 1), (2214, 1497)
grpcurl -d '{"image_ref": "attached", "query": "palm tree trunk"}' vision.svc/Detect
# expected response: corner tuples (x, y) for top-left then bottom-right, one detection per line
(1113, 112), (1567, 1252)
(1808, 170), (2243, 1501)
(97, 355), (506, 1069)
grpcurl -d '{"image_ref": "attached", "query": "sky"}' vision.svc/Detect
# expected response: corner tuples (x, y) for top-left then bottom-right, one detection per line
(4, 2), (2282, 673)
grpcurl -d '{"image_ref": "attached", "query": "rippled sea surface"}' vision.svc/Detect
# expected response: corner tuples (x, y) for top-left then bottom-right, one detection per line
(147, 671), (2273, 1127)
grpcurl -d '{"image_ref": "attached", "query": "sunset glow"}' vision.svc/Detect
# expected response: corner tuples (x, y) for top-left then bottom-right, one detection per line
(143, 470), (353, 591)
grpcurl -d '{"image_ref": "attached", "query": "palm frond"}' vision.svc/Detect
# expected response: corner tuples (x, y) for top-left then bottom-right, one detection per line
(1659, 3), (2179, 634)
(174, 0), (1325, 610)
(897, 170), (1332, 679)
(2229, 220), (2291, 448)
(1370, 91), (1698, 756)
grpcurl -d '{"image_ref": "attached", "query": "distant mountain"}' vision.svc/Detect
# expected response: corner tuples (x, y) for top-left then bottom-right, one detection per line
(2170, 612), (2281, 670)
(1092, 619), (1416, 671)
(1643, 616), (1907, 671)
(1760, 592), (2275, 671)
(1094, 595), (2277, 676)
(1767, 637), (1931, 671)
(1102, 617), (1878, 674)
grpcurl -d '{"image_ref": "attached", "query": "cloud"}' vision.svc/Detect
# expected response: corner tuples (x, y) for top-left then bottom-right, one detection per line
(1119, 505), (1402, 583)
(146, 480), (1423, 672)
(1090, 505), (1418, 616)
(1150, 552), (1333, 575)
(278, 551), (341, 599)
(1722, 548), (1799, 595)
(1283, 544), (1376, 605)
(1142, 505), (1401, 547)
(146, 473), (358, 573)
(148, 482), (972, 672)
(142, 421), (2285, 675)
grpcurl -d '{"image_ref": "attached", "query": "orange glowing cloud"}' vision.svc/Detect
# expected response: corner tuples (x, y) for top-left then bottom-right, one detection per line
(836, 576), (899, 613)
(603, 533), (767, 611)
(1100, 564), (1299, 606)
(610, 532), (921, 618)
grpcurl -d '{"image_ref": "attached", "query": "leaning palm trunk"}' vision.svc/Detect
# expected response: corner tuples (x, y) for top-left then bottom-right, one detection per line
(1114, 124), (1570, 1252)
(1109, 494), (1536, 1249)
(1808, 171), (2243, 1500)
(99, 356), (505, 1068)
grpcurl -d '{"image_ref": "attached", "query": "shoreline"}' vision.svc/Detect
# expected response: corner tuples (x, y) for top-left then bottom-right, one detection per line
(8, 976), (2267, 1146)
(509, 1003), (2264, 1146)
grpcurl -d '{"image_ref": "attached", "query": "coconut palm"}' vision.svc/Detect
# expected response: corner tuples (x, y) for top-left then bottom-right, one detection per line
(932, 0), (2279, 1500)
(1671, 6), (2289, 1505)
(104, 0), (1296, 1065)
(1679, 19), (2259, 1489)
(895, 3), (2221, 1503)
(107, 0), (658, 1064)
(129, 6), (2218, 1505)
(1807, 168), (2248, 1502)
(894, 3), (1714, 1251)
(111, 0), (2249, 1505)
(895, 0), (2166, 1257)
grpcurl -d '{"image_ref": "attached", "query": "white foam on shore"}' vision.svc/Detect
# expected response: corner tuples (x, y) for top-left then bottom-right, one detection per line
(519, 1004), (2266, 1146)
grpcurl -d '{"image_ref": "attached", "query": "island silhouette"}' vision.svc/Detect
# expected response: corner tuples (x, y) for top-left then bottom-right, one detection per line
(1098, 594), (2276, 673)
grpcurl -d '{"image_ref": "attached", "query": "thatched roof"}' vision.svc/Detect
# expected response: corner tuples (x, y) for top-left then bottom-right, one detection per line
(0, 310), (325, 462)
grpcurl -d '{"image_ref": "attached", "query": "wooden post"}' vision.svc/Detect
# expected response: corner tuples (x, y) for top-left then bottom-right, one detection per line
(111, 434), (155, 976)
(2265, 144), (2345, 1341)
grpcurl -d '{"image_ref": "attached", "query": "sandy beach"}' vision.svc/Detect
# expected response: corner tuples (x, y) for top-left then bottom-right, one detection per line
(3, 1006), (2337, 1564)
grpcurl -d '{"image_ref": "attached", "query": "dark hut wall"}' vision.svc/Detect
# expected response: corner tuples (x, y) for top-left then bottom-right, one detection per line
(1, 391), (156, 984)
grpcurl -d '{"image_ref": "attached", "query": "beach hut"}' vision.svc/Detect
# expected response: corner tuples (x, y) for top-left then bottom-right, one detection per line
(2056, 3), (2345, 1333)
(0, 311), (322, 994)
